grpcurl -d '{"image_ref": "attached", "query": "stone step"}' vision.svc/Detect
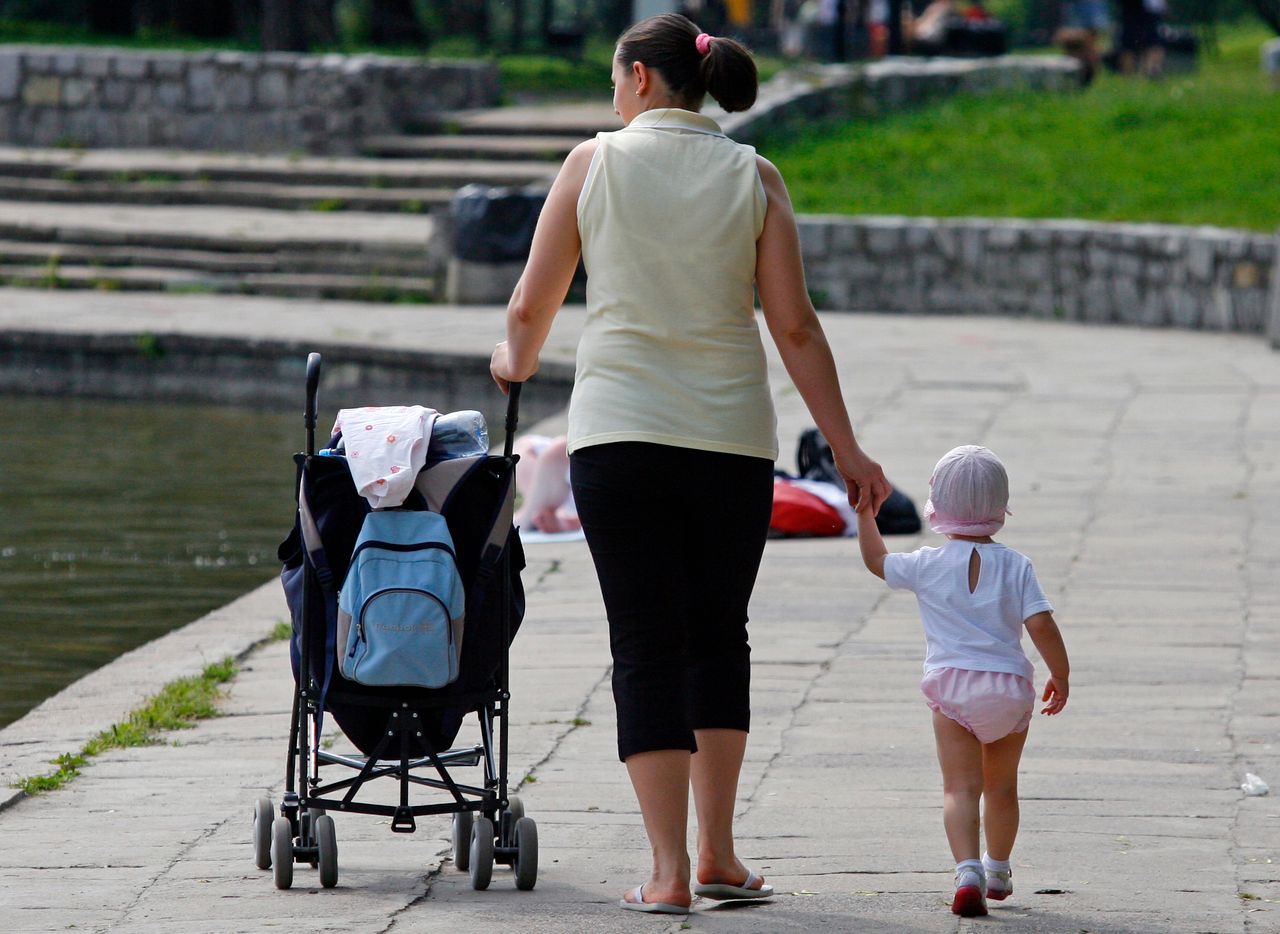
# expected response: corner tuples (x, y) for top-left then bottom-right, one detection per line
(0, 202), (436, 256)
(0, 177), (454, 213)
(0, 146), (555, 190)
(361, 134), (582, 162)
(434, 104), (621, 138)
(0, 239), (427, 277)
(0, 263), (434, 302)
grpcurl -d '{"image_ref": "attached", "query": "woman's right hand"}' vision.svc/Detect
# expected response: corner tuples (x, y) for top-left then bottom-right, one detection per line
(490, 340), (532, 396)
(835, 448), (892, 515)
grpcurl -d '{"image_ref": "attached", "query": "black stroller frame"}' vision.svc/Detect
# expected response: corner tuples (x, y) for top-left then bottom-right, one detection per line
(251, 352), (536, 892)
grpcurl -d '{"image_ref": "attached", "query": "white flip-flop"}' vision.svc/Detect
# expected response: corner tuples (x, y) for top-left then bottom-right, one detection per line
(618, 883), (690, 914)
(694, 870), (775, 901)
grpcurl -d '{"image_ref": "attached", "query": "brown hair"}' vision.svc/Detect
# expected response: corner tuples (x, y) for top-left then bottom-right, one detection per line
(616, 13), (758, 114)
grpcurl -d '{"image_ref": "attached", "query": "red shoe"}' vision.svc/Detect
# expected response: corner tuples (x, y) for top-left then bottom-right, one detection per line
(986, 867), (1013, 901)
(952, 884), (988, 916)
(951, 867), (988, 917)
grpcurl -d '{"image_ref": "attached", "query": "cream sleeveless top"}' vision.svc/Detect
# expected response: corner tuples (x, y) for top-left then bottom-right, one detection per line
(567, 107), (777, 461)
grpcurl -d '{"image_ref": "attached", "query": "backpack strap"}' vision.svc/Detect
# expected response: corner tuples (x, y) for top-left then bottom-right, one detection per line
(414, 454), (485, 512)
(414, 454), (516, 578)
(297, 472), (335, 591)
(298, 463), (338, 733)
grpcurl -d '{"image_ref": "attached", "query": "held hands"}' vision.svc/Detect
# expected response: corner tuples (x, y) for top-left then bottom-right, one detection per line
(836, 448), (892, 515)
(1040, 676), (1069, 715)
(490, 341), (533, 396)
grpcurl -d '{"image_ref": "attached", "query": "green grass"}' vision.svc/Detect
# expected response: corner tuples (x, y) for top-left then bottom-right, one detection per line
(0, 18), (258, 51)
(12, 657), (237, 796)
(762, 22), (1280, 231)
(309, 197), (348, 212)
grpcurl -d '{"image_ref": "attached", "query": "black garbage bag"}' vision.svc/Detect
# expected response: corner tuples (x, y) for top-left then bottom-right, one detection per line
(796, 428), (923, 535)
(451, 184), (547, 263)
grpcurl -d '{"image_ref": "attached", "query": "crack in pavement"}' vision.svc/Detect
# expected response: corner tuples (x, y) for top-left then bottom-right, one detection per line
(379, 862), (444, 933)
(104, 812), (234, 934)
(1227, 376), (1263, 931)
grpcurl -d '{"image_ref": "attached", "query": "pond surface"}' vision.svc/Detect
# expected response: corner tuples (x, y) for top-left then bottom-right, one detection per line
(1, 396), (301, 729)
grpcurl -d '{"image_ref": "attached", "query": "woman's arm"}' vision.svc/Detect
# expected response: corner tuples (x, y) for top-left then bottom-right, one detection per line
(754, 155), (891, 513)
(490, 139), (596, 393)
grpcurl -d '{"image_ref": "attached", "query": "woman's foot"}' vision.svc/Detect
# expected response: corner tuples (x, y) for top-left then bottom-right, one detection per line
(620, 880), (691, 913)
(694, 857), (773, 899)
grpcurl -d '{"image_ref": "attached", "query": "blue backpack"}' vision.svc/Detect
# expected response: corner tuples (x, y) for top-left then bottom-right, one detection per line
(337, 510), (465, 689)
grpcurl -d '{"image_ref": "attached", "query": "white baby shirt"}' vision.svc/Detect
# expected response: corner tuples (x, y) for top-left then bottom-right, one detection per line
(333, 406), (437, 509)
(883, 540), (1053, 681)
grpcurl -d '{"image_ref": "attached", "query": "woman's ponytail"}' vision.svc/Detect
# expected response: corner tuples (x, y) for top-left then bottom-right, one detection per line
(698, 35), (758, 114)
(617, 13), (758, 114)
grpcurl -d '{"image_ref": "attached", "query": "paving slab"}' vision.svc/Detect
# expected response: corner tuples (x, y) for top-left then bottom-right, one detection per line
(0, 292), (1278, 932)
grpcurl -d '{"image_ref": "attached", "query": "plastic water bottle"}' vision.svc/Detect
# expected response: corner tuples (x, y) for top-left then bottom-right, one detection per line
(428, 410), (489, 463)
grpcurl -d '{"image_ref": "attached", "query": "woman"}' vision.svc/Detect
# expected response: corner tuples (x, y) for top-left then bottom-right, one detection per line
(491, 13), (890, 914)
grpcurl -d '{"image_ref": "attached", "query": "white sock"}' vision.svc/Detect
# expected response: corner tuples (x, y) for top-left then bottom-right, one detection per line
(955, 859), (985, 886)
(983, 853), (1011, 874)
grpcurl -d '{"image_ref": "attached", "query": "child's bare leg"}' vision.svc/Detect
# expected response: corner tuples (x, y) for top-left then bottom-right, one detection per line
(981, 728), (1028, 860)
(512, 438), (541, 528)
(932, 710), (984, 862)
(525, 436), (574, 532)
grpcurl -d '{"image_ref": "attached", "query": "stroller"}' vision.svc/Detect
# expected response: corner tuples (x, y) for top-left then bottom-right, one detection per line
(251, 352), (535, 892)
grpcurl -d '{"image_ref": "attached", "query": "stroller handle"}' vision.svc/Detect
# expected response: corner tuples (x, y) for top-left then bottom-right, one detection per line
(503, 382), (522, 460)
(305, 352), (322, 455)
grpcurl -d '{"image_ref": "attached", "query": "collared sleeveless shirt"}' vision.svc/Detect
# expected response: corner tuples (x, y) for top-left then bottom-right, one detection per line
(568, 107), (777, 461)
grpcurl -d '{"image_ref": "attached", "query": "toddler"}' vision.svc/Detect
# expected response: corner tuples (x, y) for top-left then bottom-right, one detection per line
(856, 445), (1070, 917)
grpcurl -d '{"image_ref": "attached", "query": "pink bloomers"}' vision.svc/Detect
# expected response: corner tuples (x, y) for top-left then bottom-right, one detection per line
(922, 667), (1034, 744)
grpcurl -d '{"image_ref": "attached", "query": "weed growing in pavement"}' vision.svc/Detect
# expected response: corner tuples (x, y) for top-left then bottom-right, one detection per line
(11, 657), (238, 796)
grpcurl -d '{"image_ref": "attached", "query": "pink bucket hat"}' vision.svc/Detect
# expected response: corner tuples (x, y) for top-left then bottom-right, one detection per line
(924, 445), (1012, 536)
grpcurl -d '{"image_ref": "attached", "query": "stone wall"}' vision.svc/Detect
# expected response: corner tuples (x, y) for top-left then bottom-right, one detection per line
(798, 216), (1276, 333)
(0, 330), (575, 420)
(0, 47), (498, 153)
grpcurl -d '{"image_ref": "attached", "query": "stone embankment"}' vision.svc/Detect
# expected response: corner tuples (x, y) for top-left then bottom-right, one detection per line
(798, 215), (1277, 335)
(0, 47), (498, 153)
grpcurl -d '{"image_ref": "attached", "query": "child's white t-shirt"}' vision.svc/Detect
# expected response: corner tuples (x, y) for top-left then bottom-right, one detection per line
(883, 540), (1053, 680)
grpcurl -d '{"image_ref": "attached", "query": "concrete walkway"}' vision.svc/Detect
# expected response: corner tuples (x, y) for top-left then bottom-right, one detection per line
(1, 291), (1278, 932)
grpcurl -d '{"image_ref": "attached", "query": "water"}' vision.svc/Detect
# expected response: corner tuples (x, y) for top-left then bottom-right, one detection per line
(1, 396), (302, 729)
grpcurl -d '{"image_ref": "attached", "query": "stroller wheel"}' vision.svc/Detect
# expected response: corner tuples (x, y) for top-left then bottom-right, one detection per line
(252, 797), (274, 870)
(452, 810), (474, 871)
(502, 796), (524, 846)
(316, 815), (338, 889)
(513, 817), (538, 891)
(301, 808), (324, 867)
(271, 817), (295, 890)
(469, 816), (495, 890)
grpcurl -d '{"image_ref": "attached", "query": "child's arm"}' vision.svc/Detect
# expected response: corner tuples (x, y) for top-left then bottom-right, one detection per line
(1025, 611), (1070, 715)
(856, 507), (888, 579)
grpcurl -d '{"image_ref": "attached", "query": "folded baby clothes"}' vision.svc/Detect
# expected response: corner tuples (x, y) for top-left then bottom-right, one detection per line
(333, 405), (438, 509)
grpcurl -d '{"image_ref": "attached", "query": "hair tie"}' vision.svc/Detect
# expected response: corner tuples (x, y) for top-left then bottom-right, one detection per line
(695, 32), (713, 55)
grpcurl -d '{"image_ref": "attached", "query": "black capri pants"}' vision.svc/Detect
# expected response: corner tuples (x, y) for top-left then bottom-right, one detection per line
(569, 441), (774, 761)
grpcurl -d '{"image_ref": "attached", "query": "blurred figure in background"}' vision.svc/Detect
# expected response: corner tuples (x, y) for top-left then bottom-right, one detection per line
(1055, 0), (1110, 84)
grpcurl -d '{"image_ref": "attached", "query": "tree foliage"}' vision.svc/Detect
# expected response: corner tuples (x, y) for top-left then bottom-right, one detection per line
(1248, 0), (1280, 32)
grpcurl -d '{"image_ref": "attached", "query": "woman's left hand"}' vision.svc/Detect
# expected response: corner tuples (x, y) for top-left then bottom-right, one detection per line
(836, 448), (892, 515)
(491, 341), (529, 395)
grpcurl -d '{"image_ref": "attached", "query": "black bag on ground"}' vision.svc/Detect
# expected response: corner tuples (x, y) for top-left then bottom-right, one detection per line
(796, 428), (923, 535)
